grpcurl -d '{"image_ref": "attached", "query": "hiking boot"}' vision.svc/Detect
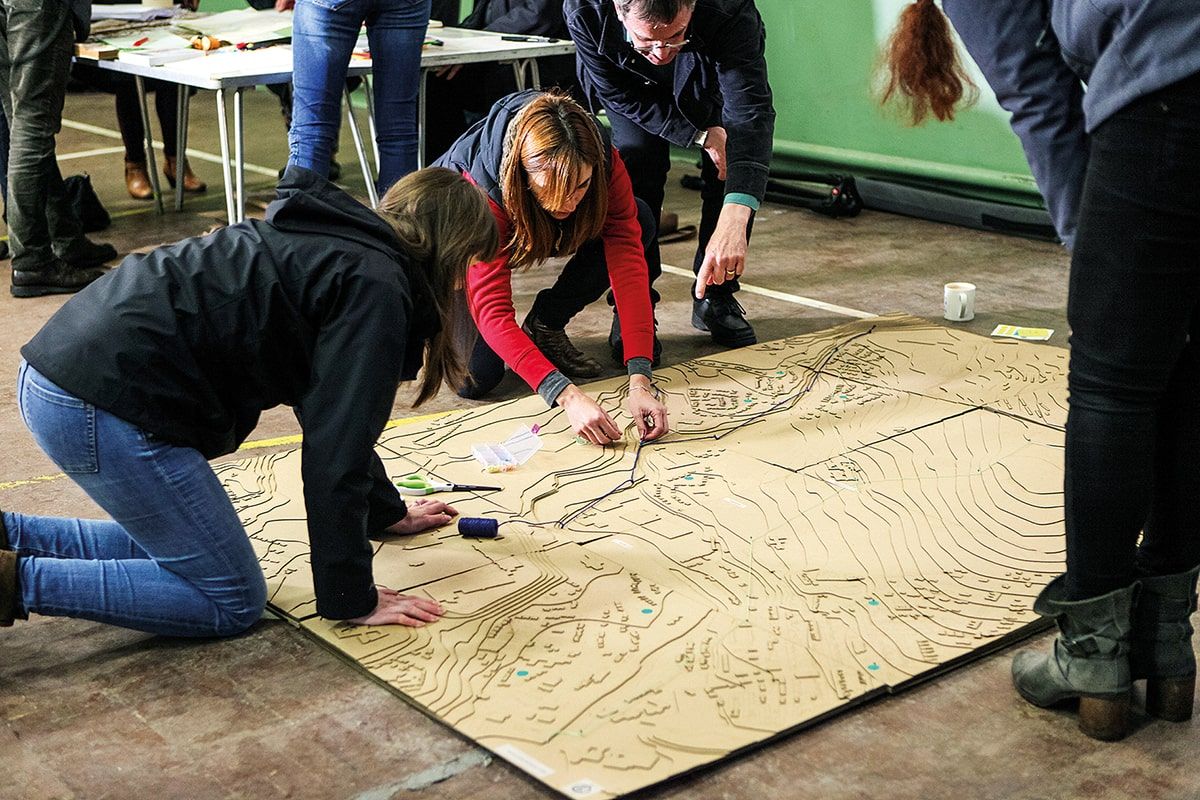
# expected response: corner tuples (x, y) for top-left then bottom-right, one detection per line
(125, 159), (153, 200)
(163, 155), (207, 193)
(58, 237), (117, 269)
(522, 315), (602, 378)
(1132, 564), (1200, 721)
(12, 258), (106, 298)
(1012, 575), (1138, 741)
(608, 311), (661, 368)
(692, 294), (757, 348)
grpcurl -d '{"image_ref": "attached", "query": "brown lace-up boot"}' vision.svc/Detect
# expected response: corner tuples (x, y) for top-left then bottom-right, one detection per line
(522, 315), (602, 379)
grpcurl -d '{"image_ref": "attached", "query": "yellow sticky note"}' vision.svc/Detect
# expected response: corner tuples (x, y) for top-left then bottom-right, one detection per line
(991, 324), (1054, 341)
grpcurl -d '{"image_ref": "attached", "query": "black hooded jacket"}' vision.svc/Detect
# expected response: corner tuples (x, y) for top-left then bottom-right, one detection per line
(21, 167), (430, 620)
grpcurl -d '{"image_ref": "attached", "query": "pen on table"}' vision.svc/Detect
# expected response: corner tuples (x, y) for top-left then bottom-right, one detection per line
(423, 37), (443, 46)
(500, 34), (557, 43)
(132, 36), (150, 47)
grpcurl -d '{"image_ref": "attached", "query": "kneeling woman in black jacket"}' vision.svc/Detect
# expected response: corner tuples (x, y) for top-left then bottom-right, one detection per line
(0, 167), (498, 635)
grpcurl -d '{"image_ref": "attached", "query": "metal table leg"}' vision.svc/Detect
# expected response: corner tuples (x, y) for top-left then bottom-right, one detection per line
(417, 68), (428, 169)
(215, 88), (237, 225)
(174, 85), (189, 212)
(362, 74), (380, 172)
(234, 86), (246, 223)
(345, 83), (379, 207)
(135, 75), (164, 215)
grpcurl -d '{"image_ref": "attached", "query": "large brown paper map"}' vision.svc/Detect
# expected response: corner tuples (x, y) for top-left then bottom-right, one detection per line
(215, 314), (1068, 798)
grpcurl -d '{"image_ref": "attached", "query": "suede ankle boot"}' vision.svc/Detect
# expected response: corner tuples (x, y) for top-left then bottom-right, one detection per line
(1131, 564), (1200, 721)
(1012, 575), (1138, 741)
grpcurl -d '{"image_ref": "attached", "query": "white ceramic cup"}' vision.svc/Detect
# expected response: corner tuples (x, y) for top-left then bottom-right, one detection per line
(943, 282), (976, 322)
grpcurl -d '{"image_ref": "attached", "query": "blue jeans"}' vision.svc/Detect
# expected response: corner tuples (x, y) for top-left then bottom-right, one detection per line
(9, 362), (266, 636)
(289, 0), (430, 192)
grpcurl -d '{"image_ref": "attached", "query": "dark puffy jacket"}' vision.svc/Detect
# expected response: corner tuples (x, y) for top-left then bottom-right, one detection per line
(22, 167), (432, 620)
(462, 0), (568, 38)
(944, 0), (1200, 250)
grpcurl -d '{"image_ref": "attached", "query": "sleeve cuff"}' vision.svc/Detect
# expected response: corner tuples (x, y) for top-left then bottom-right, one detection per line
(536, 370), (572, 407)
(724, 192), (760, 211)
(626, 357), (653, 379)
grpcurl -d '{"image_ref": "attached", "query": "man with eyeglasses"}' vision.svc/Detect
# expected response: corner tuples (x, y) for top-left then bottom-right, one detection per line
(564, 0), (774, 355)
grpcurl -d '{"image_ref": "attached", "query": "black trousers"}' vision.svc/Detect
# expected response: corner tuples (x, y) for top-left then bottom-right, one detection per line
(1064, 71), (1200, 598)
(458, 196), (656, 398)
(72, 64), (181, 162)
(0, 0), (84, 270)
(605, 105), (753, 299)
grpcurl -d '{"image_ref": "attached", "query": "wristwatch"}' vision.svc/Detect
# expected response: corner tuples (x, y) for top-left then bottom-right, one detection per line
(693, 128), (708, 148)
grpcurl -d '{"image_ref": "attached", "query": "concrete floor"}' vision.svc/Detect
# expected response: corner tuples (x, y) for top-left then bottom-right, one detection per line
(1, 86), (1195, 800)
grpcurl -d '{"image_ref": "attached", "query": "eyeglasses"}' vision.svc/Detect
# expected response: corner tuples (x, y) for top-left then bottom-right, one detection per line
(630, 38), (690, 55)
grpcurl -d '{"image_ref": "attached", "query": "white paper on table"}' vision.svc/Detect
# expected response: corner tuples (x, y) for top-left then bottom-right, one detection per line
(92, 4), (177, 21)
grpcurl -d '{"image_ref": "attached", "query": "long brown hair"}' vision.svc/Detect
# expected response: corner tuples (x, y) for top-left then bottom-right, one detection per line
(499, 92), (608, 269)
(879, 0), (977, 125)
(376, 167), (499, 405)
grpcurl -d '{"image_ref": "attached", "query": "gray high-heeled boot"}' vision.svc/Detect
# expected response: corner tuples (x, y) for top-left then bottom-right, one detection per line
(1012, 575), (1138, 741)
(1132, 564), (1200, 721)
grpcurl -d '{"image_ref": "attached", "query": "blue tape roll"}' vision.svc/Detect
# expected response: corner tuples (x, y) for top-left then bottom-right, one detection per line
(459, 517), (499, 539)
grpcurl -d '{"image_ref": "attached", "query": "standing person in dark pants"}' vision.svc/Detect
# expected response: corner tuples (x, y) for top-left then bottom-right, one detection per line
(564, 0), (774, 354)
(0, 0), (117, 297)
(421, 0), (580, 164)
(884, 0), (1200, 742)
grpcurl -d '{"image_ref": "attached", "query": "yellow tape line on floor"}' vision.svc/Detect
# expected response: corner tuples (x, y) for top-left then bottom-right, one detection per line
(0, 410), (452, 492)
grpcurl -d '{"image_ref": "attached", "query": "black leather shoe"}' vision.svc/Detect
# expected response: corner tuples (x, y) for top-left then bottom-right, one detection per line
(609, 312), (662, 368)
(11, 258), (106, 298)
(58, 237), (117, 269)
(522, 315), (603, 378)
(692, 294), (757, 348)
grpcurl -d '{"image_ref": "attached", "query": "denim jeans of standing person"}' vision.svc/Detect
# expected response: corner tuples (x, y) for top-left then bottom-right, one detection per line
(289, 0), (430, 193)
(9, 361), (266, 637)
(0, 0), (86, 271)
(1063, 71), (1200, 599)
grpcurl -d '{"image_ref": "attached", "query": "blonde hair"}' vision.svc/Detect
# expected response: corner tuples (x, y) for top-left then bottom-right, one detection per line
(499, 92), (608, 269)
(376, 167), (499, 405)
(879, 0), (977, 125)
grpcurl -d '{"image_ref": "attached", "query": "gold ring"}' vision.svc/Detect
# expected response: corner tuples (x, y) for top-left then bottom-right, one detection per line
(725, 270), (736, 277)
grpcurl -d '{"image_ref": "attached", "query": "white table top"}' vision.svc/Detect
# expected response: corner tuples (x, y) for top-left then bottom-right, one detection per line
(93, 26), (575, 90)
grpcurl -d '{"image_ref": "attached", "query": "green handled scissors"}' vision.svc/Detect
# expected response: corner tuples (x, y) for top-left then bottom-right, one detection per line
(396, 473), (502, 496)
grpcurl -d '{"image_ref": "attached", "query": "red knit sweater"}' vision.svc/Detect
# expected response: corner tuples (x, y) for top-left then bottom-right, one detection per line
(464, 148), (655, 392)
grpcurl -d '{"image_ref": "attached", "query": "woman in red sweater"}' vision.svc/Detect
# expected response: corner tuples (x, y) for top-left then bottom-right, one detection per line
(435, 90), (669, 445)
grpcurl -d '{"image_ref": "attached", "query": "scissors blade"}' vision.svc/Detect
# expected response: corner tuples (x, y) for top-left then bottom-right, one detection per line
(451, 484), (503, 492)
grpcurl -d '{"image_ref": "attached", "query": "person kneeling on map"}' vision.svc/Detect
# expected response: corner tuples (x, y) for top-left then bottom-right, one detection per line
(434, 90), (670, 446)
(0, 167), (499, 636)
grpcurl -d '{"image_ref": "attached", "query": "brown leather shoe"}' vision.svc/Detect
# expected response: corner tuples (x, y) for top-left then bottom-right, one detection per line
(125, 159), (153, 200)
(163, 155), (207, 193)
(521, 315), (602, 378)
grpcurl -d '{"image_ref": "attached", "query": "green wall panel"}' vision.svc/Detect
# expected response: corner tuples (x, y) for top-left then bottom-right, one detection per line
(759, 0), (1039, 203)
